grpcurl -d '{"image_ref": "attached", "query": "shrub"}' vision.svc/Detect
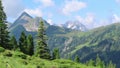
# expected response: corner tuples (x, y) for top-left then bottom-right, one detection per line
(21, 60), (28, 65)
(17, 54), (27, 59)
(3, 50), (12, 57)
(58, 64), (71, 68)
(0, 47), (5, 52)
(14, 52), (27, 59)
(39, 62), (45, 66)
(53, 59), (74, 64)
(36, 65), (42, 68)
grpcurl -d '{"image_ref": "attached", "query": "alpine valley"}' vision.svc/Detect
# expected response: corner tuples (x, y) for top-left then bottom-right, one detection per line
(8, 12), (120, 68)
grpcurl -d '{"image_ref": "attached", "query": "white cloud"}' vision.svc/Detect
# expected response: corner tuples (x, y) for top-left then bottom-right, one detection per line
(47, 19), (53, 25)
(85, 13), (95, 24)
(93, 14), (120, 28)
(112, 14), (120, 23)
(93, 14), (120, 29)
(76, 16), (83, 22)
(35, 0), (55, 7)
(75, 13), (95, 24)
(116, 0), (120, 3)
(62, 0), (87, 15)
(2, 0), (25, 18)
(24, 8), (43, 17)
(47, 13), (53, 18)
(93, 20), (109, 28)
(75, 13), (97, 29)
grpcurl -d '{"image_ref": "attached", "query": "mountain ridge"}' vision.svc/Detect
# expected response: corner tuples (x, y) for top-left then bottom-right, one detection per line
(9, 12), (50, 32)
(59, 20), (87, 31)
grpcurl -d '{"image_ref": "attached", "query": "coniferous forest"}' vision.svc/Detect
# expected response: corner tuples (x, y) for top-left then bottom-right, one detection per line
(0, 0), (119, 68)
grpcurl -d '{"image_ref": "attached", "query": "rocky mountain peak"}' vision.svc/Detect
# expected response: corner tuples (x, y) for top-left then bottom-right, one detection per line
(18, 12), (33, 20)
(60, 20), (87, 31)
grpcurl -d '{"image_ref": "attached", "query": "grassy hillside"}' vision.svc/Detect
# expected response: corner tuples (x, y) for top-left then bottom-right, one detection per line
(0, 49), (99, 68)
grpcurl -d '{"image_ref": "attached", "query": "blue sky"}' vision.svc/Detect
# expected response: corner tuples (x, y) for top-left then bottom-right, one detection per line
(2, 0), (120, 28)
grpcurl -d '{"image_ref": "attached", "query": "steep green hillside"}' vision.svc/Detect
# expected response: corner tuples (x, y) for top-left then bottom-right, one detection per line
(46, 23), (120, 68)
(52, 23), (120, 55)
(65, 23), (120, 68)
(0, 49), (98, 68)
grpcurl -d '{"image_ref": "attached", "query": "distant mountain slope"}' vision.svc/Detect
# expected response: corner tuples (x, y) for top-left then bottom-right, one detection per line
(63, 23), (120, 68)
(46, 23), (120, 68)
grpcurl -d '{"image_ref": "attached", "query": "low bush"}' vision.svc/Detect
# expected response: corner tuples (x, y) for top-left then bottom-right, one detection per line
(36, 65), (42, 68)
(17, 54), (27, 59)
(0, 47), (5, 52)
(21, 60), (28, 65)
(14, 52), (27, 59)
(58, 64), (71, 68)
(3, 50), (12, 57)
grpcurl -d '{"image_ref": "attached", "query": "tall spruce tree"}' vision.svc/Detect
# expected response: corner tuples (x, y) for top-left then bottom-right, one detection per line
(68, 54), (72, 60)
(96, 54), (102, 66)
(74, 55), (80, 63)
(35, 20), (51, 59)
(52, 48), (60, 59)
(106, 61), (116, 68)
(0, 0), (9, 48)
(19, 31), (27, 54)
(95, 54), (105, 68)
(86, 59), (95, 66)
(9, 36), (18, 50)
(27, 34), (34, 56)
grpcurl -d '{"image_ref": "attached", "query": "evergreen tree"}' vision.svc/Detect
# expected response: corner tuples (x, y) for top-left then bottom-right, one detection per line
(19, 31), (27, 54)
(68, 54), (72, 60)
(96, 54), (101, 66)
(0, 0), (9, 49)
(86, 59), (94, 66)
(35, 20), (51, 59)
(19, 32), (34, 55)
(74, 55), (80, 63)
(106, 61), (116, 68)
(9, 36), (18, 50)
(52, 48), (60, 59)
(95, 54), (105, 68)
(101, 61), (105, 68)
(27, 34), (34, 56)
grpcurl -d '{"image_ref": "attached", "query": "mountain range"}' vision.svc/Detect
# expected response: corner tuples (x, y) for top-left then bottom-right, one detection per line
(8, 12), (120, 68)
(59, 21), (87, 31)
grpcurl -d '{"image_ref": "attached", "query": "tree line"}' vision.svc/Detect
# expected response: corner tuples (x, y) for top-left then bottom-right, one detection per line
(72, 54), (116, 68)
